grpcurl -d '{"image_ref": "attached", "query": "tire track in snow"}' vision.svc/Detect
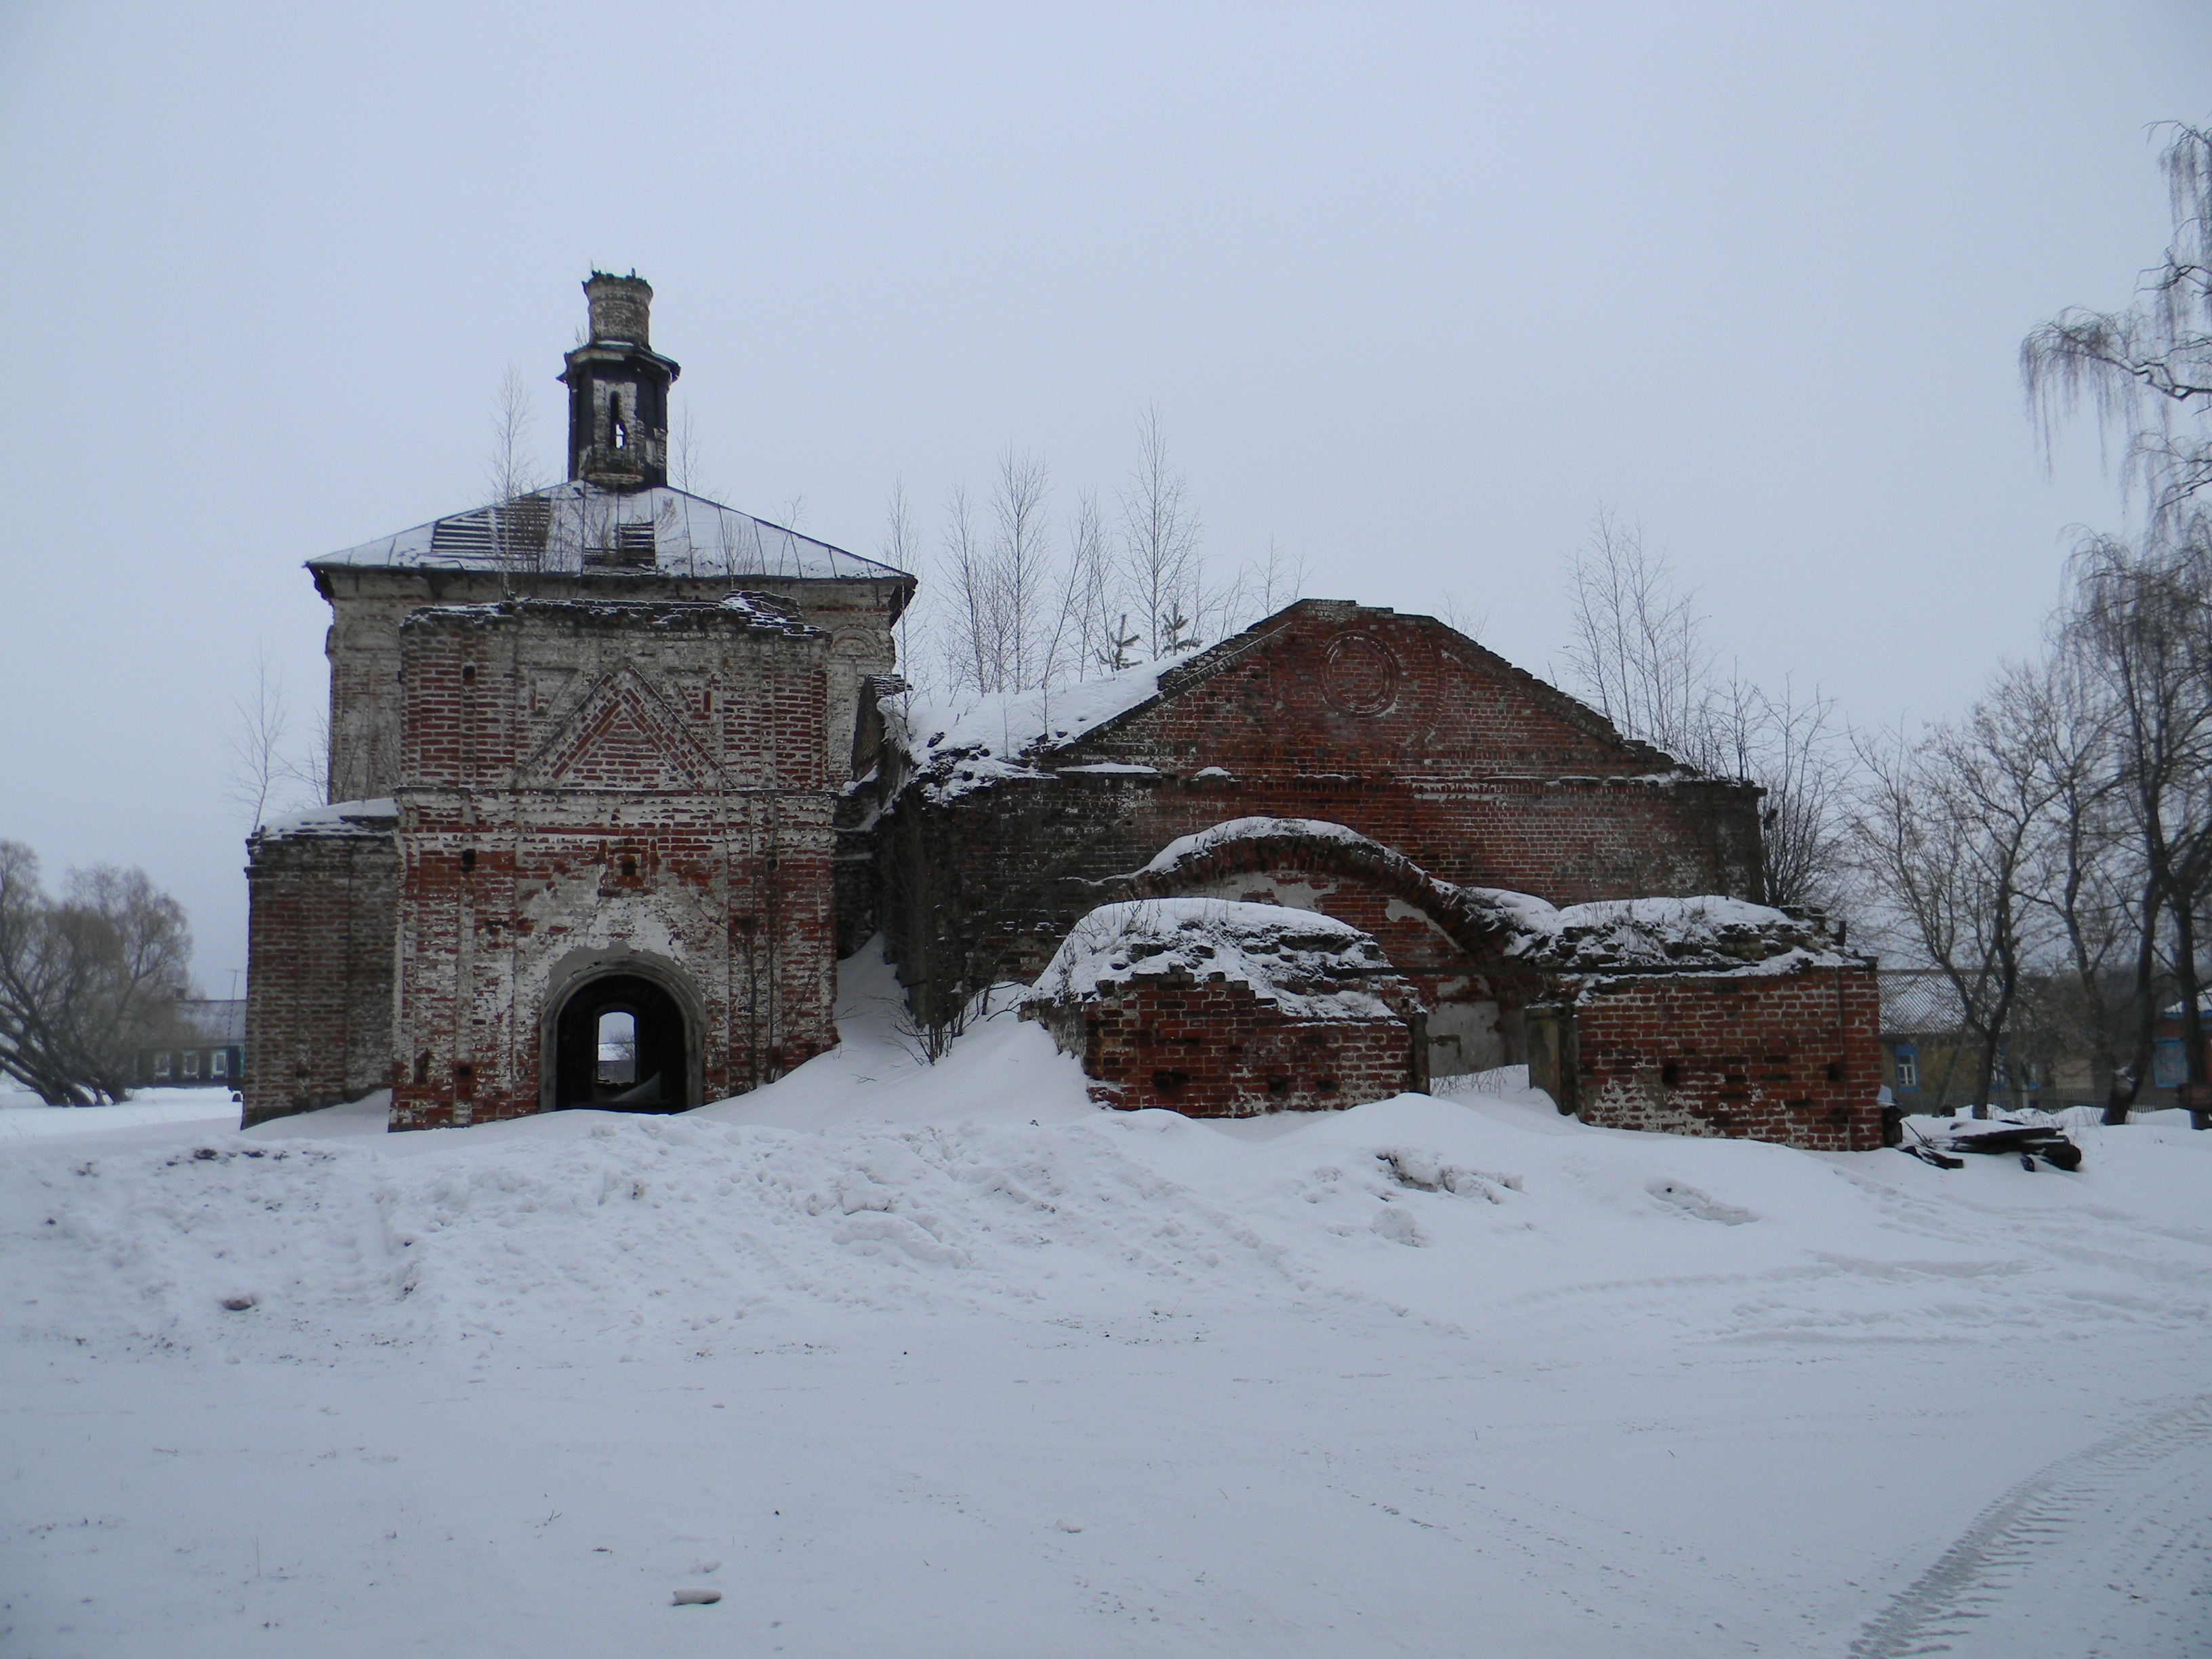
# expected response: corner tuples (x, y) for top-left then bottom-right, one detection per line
(1849, 1393), (2212, 1659)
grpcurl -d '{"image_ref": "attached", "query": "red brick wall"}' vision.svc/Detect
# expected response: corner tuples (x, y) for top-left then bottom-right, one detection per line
(1568, 965), (1886, 1151)
(243, 820), (400, 1128)
(878, 605), (1762, 1022)
(1031, 968), (1418, 1116)
(386, 600), (840, 1130)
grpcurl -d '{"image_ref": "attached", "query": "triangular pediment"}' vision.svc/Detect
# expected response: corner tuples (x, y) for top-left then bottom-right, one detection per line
(1054, 601), (1677, 773)
(522, 665), (726, 791)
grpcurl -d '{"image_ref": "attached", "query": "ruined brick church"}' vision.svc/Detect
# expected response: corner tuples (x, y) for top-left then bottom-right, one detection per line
(245, 276), (1885, 1151)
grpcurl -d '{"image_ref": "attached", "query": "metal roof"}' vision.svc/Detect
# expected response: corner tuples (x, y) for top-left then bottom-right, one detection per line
(310, 481), (909, 584)
(1879, 970), (1969, 1036)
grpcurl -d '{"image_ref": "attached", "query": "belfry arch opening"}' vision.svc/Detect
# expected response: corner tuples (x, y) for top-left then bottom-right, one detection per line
(550, 971), (693, 1113)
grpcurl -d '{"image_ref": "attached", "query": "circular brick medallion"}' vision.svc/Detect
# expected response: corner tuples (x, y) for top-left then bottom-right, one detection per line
(1323, 632), (1401, 716)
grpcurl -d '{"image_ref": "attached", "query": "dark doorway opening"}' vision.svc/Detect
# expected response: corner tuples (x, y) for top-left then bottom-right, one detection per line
(554, 974), (689, 1112)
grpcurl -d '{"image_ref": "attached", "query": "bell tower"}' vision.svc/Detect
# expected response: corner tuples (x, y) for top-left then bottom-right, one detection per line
(560, 272), (681, 492)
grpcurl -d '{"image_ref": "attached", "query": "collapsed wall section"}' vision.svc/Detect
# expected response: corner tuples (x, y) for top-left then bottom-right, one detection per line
(1533, 964), (1887, 1152)
(1024, 899), (1425, 1115)
(241, 801), (400, 1128)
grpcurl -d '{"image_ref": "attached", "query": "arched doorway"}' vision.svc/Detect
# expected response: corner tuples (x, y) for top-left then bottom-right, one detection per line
(550, 972), (693, 1113)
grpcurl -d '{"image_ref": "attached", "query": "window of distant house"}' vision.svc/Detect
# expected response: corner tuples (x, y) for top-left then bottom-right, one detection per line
(2154, 1038), (2187, 1088)
(183, 1052), (199, 1079)
(154, 1052), (170, 1080)
(1894, 1044), (1918, 1091)
(211, 1050), (228, 1079)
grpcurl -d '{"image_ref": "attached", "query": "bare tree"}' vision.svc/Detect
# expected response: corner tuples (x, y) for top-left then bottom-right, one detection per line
(227, 648), (329, 825)
(2011, 645), (2141, 1120)
(1560, 507), (1853, 909)
(1220, 535), (1309, 637)
(0, 844), (194, 1104)
(670, 401), (707, 496)
(1119, 405), (1204, 659)
(1561, 507), (1715, 763)
(1437, 590), (1488, 642)
(939, 483), (996, 698)
(485, 363), (544, 505)
(991, 449), (1055, 690)
(227, 646), (291, 829)
(1851, 710), (2060, 1117)
(2024, 120), (2212, 529)
(2064, 532), (2212, 1121)
(1061, 487), (1119, 677)
(880, 476), (924, 709)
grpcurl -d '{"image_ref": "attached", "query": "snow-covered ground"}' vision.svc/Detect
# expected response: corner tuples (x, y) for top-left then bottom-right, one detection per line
(0, 1087), (241, 1142)
(4, 955), (2208, 1657)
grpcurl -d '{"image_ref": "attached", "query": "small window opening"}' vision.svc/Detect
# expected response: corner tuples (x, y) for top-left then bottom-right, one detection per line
(453, 1063), (475, 1099)
(609, 392), (628, 450)
(462, 664), (476, 685)
(1661, 1062), (1681, 1089)
(620, 855), (638, 880)
(460, 848), (476, 872)
(1151, 1069), (1189, 1094)
(597, 1010), (638, 1090)
(1826, 1061), (1843, 1082)
(413, 1051), (430, 1086)
(1315, 1076), (1338, 1094)
(1266, 1075), (1290, 1096)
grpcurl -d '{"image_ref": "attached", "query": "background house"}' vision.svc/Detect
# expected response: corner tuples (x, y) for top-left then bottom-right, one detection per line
(138, 998), (245, 1090)
(1878, 968), (2102, 1114)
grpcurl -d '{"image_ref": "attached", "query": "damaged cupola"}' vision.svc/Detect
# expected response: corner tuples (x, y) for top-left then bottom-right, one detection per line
(560, 272), (680, 491)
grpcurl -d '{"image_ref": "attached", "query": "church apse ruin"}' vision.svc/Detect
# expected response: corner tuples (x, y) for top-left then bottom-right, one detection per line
(246, 274), (1887, 1151)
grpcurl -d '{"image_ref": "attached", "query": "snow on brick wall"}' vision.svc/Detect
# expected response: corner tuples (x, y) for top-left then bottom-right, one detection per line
(1025, 899), (1422, 1117)
(1029, 968), (1418, 1118)
(1563, 966), (1886, 1152)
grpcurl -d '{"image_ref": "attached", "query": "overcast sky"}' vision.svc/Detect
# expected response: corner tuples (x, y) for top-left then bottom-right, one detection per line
(2, 1), (2206, 988)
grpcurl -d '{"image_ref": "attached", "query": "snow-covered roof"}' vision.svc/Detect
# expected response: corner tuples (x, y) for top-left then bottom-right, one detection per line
(890, 653), (1200, 802)
(254, 798), (397, 842)
(1525, 895), (1843, 975)
(1124, 816), (1853, 979)
(311, 481), (909, 585)
(1027, 899), (1408, 1023)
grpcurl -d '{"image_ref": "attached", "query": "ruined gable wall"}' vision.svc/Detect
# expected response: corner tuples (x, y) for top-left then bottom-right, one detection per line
(388, 602), (836, 1130)
(878, 609), (1762, 1022)
(320, 568), (904, 802)
(241, 816), (400, 1128)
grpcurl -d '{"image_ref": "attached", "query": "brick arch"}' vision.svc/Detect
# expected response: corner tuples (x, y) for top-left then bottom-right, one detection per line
(1117, 818), (1528, 968)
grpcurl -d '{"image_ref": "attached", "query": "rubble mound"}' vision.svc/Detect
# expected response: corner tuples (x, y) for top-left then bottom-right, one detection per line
(1027, 898), (1403, 1022)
